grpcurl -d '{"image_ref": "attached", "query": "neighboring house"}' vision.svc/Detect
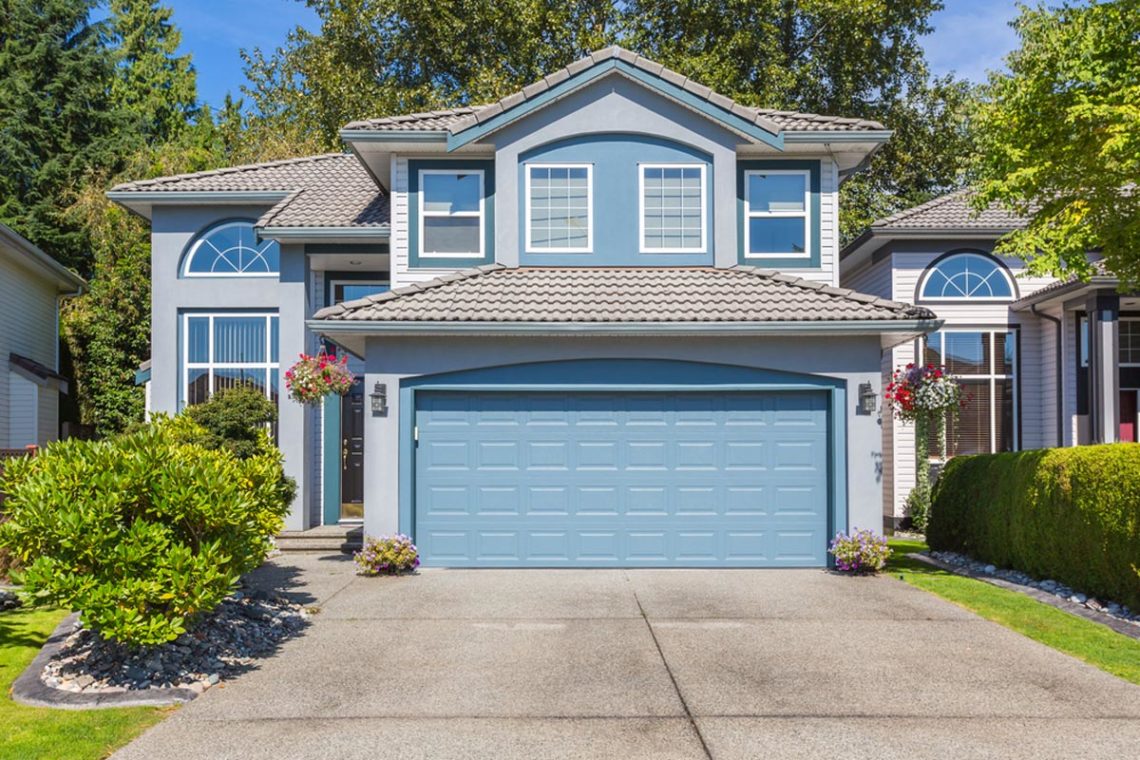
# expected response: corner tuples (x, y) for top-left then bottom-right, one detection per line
(840, 190), (1130, 528)
(0, 224), (85, 448)
(110, 46), (941, 566)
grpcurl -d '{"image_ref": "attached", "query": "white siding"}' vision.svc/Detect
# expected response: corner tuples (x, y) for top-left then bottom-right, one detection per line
(843, 256), (893, 299)
(8, 373), (37, 447)
(0, 252), (62, 447)
(811, 158), (840, 286)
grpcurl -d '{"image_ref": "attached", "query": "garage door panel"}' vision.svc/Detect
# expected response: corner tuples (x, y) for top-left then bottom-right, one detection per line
(414, 390), (830, 567)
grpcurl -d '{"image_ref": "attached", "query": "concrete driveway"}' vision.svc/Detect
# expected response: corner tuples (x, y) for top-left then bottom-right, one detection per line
(114, 554), (1140, 760)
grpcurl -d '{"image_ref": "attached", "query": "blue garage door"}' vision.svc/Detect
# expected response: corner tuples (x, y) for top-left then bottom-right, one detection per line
(413, 390), (830, 567)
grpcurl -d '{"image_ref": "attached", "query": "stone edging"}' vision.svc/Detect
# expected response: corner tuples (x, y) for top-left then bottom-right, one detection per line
(10, 613), (199, 710)
(909, 553), (1140, 642)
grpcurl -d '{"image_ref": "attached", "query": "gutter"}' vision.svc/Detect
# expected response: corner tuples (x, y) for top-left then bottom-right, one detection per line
(1030, 303), (1065, 446)
(258, 225), (391, 241)
(306, 318), (943, 337)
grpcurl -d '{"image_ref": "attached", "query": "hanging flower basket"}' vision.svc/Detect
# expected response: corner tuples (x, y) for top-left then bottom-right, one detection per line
(284, 352), (355, 405)
(884, 363), (964, 422)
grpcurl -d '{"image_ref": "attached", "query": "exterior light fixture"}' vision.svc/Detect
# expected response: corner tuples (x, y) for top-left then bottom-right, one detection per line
(857, 382), (877, 416)
(370, 382), (388, 416)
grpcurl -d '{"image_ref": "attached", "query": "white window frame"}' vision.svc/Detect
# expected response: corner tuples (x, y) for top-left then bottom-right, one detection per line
(638, 163), (707, 254)
(182, 220), (280, 278)
(924, 327), (1019, 453)
(182, 312), (279, 408)
(1119, 317), (1140, 367)
(743, 168), (811, 259)
(524, 163), (593, 254)
(418, 169), (485, 259)
(329, 279), (390, 307)
(917, 252), (1016, 302)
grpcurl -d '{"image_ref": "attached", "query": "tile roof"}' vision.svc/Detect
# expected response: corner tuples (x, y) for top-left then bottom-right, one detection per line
(343, 47), (885, 135)
(314, 265), (934, 323)
(109, 153), (389, 228)
(1012, 260), (1114, 306)
(870, 189), (1029, 231)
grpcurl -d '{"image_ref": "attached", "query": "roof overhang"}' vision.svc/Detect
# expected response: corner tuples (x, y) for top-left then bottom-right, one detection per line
(0, 225), (86, 293)
(840, 227), (1019, 277)
(1011, 275), (1121, 312)
(308, 318), (942, 356)
(107, 190), (293, 220)
(9, 353), (68, 393)
(257, 226), (391, 244)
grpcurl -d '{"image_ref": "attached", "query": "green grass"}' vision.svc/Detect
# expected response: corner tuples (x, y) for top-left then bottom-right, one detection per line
(887, 539), (1140, 685)
(0, 607), (168, 760)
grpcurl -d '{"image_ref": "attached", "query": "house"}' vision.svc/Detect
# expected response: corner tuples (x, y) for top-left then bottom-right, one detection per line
(840, 190), (1131, 529)
(0, 223), (85, 449)
(110, 46), (942, 566)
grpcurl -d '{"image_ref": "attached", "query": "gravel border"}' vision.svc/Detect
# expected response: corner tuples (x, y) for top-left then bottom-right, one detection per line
(909, 553), (1140, 642)
(11, 614), (198, 710)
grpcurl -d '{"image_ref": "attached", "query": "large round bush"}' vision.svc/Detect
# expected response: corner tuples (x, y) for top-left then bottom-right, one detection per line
(0, 416), (294, 645)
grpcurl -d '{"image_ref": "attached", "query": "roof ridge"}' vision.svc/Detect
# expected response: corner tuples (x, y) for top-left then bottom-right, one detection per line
(110, 153), (350, 192)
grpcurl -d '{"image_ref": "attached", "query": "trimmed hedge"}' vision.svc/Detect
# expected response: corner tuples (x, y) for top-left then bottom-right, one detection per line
(929, 444), (1140, 609)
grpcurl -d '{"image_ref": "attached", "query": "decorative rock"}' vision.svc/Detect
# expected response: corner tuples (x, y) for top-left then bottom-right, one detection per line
(0, 589), (22, 612)
(983, 565), (996, 575)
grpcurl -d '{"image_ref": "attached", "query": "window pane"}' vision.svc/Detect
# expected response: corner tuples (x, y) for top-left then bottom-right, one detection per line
(422, 172), (481, 214)
(335, 283), (390, 303)
(214, 316), (267, 364)
(214, 367), (267, 396)
(1120, 320), (1140, 365)
(529, 166), (590, 250)
(186, 221), (279, 275)
(995, 332), (1015, 375)
(748, 217), (805, 255)
(924, 332), (942, 367)
(423, 217), (481, 254)
(920, 253), (1012, 299)
(270, 316), (279, 364)
(187, 317), (209, 363)
(642, 166), (703, 250)
(748, 173), (805, 212)
(1079, 316), (1089, 368)
(944, 332), (989, 375)
(186, 369), (209, 405)
(945, 379), (992, 456)
(995, 378), (1014, 451)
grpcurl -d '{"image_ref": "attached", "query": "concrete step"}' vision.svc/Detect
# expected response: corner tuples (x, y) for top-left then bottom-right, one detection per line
(276, 526), (363, 553)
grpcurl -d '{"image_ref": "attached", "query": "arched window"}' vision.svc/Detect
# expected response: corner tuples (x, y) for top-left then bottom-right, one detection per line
(182, 220), (280, 277)
(919, 252), (1014, 300)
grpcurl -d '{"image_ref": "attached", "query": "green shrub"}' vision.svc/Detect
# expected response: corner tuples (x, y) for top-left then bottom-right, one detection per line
(0, 416), (295, 645)
(182, 384), (278, 459)
(929, 444), (1140, 608)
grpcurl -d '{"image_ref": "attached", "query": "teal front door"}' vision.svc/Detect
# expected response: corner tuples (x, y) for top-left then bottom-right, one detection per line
(412, 390), (830, 567)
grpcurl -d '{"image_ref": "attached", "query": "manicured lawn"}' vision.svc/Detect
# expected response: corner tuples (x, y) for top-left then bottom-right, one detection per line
(0, 607), (168, 760)
(888, 538), (1140, 686)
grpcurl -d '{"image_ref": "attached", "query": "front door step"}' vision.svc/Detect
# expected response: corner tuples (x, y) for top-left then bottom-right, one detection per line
(276, 526), (363, 553)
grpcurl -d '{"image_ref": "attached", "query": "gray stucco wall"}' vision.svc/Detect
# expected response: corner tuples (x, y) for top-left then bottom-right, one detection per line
(149, 205), (313, 530)
(360, 334), (885, 542)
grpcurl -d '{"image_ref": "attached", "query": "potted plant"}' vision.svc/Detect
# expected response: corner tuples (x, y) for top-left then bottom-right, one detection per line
(284, 352), (355, 406)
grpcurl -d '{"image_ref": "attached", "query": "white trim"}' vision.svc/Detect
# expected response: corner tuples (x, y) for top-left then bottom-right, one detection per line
(417, 168), (485, 259)
(743, 169), (811, 259)
(182, 220), (281, 278)
(181, 312), (279, 408)
(524, 163), (594, 254)
(638, 163), (707, 254)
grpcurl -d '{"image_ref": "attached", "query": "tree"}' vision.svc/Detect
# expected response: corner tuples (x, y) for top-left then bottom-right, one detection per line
(0, 0), (133, 271)
(108, 0), (198, 145)
(971, 0), (1140, 285)
(243, 0), (973, 239)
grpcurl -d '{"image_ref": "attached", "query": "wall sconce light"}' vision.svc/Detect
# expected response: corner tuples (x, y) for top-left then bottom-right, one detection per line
(857, 382), (877, 416)
(370, 382), (388, 416)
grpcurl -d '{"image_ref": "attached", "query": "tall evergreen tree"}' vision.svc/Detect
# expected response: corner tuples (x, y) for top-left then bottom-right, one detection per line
(0, 0), (131, 271)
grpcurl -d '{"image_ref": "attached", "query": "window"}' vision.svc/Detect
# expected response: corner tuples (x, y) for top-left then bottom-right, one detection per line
(331, 279), (390, 305)
(183, 220), (280, 276)
(526, 164), (592, 252)
(924, 329), (1017, 456)
(183, 313), (279, 407)
(1120, 319), (1140, 365)
(744, 170), (810, 258)
(419, 170), (484, 258)
(919, 252), (1014, 300)
(640, 165), (706, 253)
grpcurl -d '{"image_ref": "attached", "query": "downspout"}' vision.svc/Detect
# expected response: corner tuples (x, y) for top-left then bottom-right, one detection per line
(1030, 303), (1064, 446)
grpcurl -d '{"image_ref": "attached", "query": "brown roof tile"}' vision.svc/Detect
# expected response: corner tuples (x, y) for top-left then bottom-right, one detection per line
(871, 189), (1029, 231)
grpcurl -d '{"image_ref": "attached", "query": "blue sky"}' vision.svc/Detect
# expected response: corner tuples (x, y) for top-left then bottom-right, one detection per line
(164, 0), (1022, 110)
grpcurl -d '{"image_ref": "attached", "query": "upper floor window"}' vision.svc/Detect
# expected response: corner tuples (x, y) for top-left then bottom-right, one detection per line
(919, 252), (1014, 300)
(744, 170), (810, 258)
(526, 164), (592, 252)
(331, 278), (390, 305)
(182, 220), (279, 277)
(419, 170), (484, 258)
(640, 165), (706, 253)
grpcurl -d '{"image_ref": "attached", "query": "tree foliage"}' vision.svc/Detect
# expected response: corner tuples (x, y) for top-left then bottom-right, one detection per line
(971, 0), (1140, 285)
